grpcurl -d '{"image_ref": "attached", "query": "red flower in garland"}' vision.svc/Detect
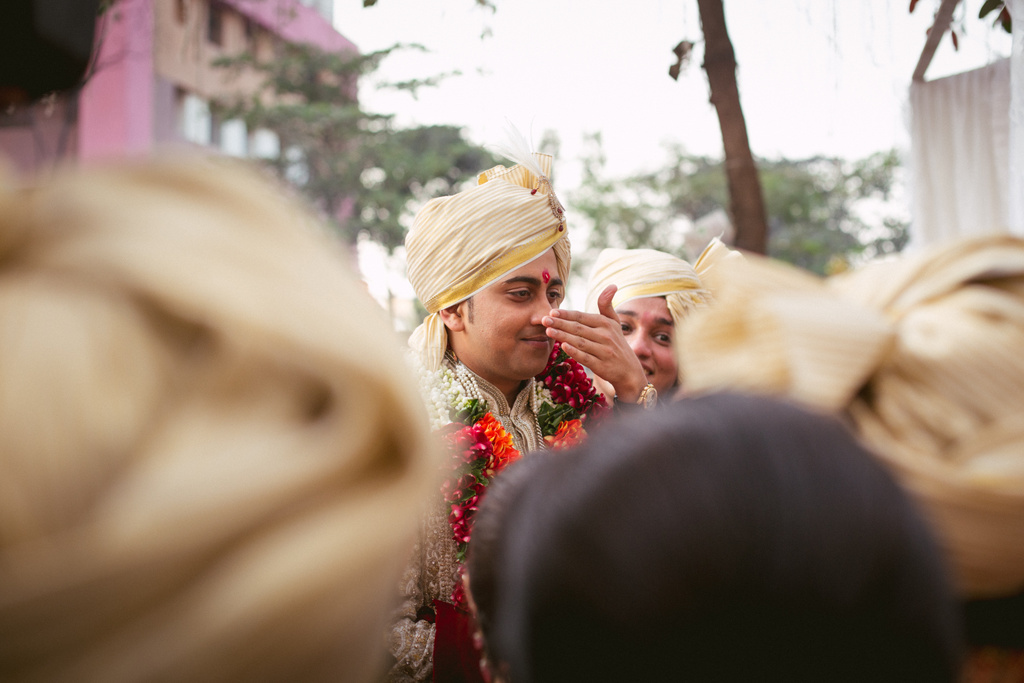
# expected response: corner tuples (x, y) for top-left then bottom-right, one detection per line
(536, 343), (611, 437)
(542, 356), (597, 410)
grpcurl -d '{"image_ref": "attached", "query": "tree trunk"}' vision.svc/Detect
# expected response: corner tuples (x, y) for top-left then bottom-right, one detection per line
(696, 0), (768, 254)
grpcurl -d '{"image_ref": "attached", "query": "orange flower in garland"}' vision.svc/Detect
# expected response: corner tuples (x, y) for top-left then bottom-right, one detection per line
(544, 418), (586, 451)
(478, 413), (520, 471)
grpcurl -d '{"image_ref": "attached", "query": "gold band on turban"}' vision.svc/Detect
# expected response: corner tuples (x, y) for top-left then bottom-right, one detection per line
(585, 241), (738, 385)
(679, 235), (1024, 599)
(406, 153), (570, 371)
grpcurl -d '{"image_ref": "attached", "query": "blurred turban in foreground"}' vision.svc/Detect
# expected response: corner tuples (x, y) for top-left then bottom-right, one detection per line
(679, 235), (1024, 601)
(0, 158), (439, 681)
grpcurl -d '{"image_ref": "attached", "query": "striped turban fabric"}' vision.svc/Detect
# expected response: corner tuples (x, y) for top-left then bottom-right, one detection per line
(678, 235), (1024, 599)
(405, 153), (571, 371)
(584, 240), (737, 386)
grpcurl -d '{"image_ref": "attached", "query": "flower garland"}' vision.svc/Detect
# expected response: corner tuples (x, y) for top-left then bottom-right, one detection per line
(422, 343), (609, 608)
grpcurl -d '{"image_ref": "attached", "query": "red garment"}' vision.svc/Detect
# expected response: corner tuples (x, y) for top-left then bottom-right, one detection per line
(432, 600), (487, 683)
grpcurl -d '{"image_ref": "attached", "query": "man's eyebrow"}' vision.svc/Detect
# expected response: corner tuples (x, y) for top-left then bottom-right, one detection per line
(617, 309), (673, 327)
(502, 275), (542, 287)
(500, 275), (565, 289)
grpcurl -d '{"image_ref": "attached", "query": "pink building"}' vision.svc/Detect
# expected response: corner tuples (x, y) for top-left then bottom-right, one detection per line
(0, 0), (356, 174)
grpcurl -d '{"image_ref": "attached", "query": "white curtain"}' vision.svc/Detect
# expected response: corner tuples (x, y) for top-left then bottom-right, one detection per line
(1009, 0), (1024, 234)
(909, 58), (1011, 248)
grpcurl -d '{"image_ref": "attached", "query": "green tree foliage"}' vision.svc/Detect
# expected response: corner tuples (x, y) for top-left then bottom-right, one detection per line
(355, 124), (500, 249)
(573, 134), (704, 263)
(763, 152), (909, 273)
(573, 135), (908, 275)
(215, 42), (496, 251)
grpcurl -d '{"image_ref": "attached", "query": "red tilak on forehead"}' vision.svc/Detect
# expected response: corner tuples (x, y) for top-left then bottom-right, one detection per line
(542, 269), (551, 283)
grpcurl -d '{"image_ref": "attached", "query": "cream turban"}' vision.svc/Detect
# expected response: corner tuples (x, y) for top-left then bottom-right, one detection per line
(679, 235), (1024, 599)
(0, 158), (439, 680)
(584, 239), (738, 385)
(405, 153), (571, 371)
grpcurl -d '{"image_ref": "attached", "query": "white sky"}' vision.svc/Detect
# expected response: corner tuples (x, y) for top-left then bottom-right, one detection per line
(336, 0), (1010, 178)
(333, 0), (1012, 309)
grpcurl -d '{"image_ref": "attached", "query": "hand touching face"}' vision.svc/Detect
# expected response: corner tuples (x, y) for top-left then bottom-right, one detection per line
(541, 285), (648, 404)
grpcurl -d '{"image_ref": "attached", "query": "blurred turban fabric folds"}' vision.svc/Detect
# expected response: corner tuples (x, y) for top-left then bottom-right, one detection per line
(679, 235), (1024, 599)
(0, 159), (439, 680)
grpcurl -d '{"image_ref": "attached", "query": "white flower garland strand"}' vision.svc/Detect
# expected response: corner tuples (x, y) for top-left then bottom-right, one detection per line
(532, 381), (553, 416)
(414, 354), (477, 431)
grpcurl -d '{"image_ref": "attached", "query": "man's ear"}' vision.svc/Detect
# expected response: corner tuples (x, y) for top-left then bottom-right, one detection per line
(438, 302), (466, 332)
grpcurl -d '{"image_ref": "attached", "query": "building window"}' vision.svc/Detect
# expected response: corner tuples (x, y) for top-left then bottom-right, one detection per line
(284, 145), (309, 186)
(250, 128), (280, 159)
(254, 29), (275, 61)
(207, 2), (224, 46)
(219, 118), (248, 157)
(178, 90), (212, 145)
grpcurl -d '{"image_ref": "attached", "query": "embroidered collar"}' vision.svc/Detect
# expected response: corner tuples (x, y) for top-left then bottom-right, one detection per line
(420, 343), (611, 608)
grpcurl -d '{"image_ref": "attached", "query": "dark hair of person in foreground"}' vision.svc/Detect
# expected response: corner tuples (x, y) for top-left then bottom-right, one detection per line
(466, 392), (964, 683)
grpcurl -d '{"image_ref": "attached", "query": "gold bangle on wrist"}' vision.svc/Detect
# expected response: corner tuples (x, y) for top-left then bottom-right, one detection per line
(637, 383), (658, 410)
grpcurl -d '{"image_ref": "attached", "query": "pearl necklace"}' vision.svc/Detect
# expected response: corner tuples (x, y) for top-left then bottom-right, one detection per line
(449, 351), (482, 404)
(446, 350), (545, 451)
